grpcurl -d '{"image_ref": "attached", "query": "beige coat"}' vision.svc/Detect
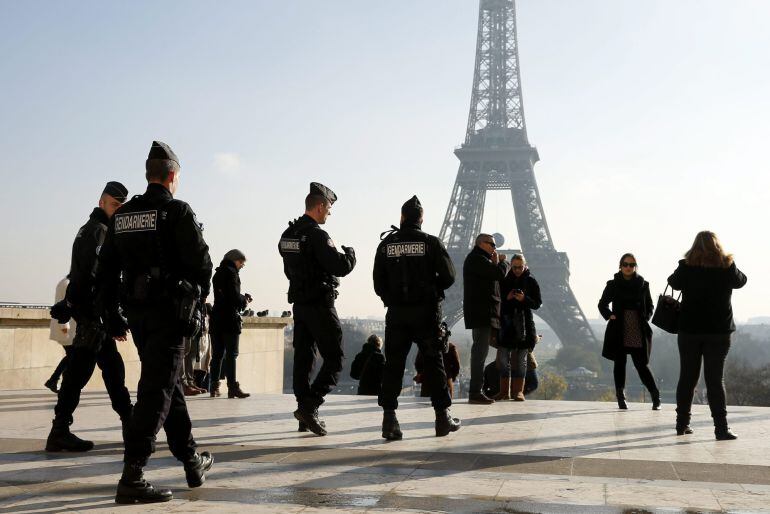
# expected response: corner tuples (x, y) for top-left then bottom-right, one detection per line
(49, 277), (75, 346)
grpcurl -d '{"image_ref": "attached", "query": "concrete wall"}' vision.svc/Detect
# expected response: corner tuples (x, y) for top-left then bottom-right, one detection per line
(0, 307), (288, 393)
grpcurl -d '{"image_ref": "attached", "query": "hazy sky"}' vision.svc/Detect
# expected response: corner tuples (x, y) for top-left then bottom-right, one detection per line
(1, 1), (768, 329)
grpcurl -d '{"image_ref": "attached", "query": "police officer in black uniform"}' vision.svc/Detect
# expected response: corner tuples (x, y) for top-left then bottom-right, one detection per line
(48, 182), (133, 452)
(279, 182), (356, 436)
(99, 141), (213, 504)
(374, 196), (461, 440)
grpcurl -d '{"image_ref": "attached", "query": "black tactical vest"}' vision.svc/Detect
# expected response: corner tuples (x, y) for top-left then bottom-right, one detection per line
(378, 226), (439, 305)
(279, 216), (337, 304)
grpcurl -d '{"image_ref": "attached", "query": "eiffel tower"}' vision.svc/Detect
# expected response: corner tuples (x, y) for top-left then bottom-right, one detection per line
(439, 0), (597, 347)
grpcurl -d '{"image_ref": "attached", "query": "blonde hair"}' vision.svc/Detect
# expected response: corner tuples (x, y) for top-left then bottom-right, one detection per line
(685, 231), (733, 268)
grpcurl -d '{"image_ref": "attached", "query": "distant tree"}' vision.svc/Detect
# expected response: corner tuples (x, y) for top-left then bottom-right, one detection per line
(725, 359), (770, 406)
(550, 343), (602, 377)
(533, 372), (568, 400)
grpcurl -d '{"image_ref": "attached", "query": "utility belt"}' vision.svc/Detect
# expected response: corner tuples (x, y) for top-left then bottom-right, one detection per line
(288, 281), (338, 307)
(122, 270), (203, 338)
(72, 318), (107, 353)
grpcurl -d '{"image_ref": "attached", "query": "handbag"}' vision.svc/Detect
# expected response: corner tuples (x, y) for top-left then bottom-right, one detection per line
(651, 285), (682, 334)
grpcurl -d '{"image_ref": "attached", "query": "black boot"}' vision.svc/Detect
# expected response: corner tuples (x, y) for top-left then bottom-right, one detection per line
(115, 462), (173, 504)
(184, 451), (214, 488)
(676, 408), (692, 435)
(435, 409), (461, 437)
(714, 419), (737, 440)
(651, 390), (661, 411)
(616, 389), (628, 410)
(294, 407), (327, 436)
(382, 410), (403, 441)
(45, 419), (94, 452)
(210, 380), (221, 398)
(298, 416), (326, 432)
(44, 378), (59, 394)
(227, 382), (250, 399)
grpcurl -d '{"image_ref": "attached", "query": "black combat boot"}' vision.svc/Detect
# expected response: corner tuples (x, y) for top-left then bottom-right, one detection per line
(616, 388), (628, 410)
(184, 451), (214, 487)
(381, 410), (403, 441)
(435, 409), (461, 437)
(227, 382), (250, 399)
(44, 378), (59, 394)
(294, 407), (327, 436)
(45, 418), (94, 452)
(115, 462), (173, 504)
(298, 411), (326, 433)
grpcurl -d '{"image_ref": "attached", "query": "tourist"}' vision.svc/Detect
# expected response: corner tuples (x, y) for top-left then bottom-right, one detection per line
(598, 253), (660, 410)
(463, 233), (509, 404)
(415, 341), (460, 399)
(350, 334), (386, 396)
(497, 254), (541, 401)
(668, 231), (747, 440)
(45, 275), (75, 393)
(210, 249), (252, 399)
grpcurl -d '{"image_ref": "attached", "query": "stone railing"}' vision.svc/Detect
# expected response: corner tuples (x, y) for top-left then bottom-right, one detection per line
(0, 306), (289, 393)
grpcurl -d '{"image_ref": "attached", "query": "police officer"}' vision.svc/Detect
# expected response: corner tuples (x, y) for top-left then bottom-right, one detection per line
(374, 196), (461, 440)
(48, 182), (133, 452)
(278, 182), (356, 436)
(99, 141), (213, 504)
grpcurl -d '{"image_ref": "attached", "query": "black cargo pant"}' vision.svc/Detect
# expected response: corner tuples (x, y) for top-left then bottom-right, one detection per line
(54, 337), (132, 425)
(379, 304), (451, 411)
(676, 332), (731, 428)
(124, 305), (196, 466)
(292, 302), (344, 411)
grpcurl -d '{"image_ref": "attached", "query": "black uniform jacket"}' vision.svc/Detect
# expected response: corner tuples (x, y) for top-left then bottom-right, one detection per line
(67, 207), (110, 321)
(278, 214), (356, 305)
(99, 183), (212, 320)
(598, 273), (654, 362)
(667, 259), (747, 334)
(211, 259), (247, 334)
(462, 246), (509, 329)
(373, 222), (455, 307)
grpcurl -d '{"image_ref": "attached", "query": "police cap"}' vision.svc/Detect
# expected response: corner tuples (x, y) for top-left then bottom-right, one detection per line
(309, 182), (337, 205)
(147, 140), (180, 165)
(401, 195), (423, 222)
(102, 181), (128, 203)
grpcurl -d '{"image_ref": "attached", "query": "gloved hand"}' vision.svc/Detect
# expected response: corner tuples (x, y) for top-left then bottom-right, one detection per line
(106, 311), (129, 339)
(244, 293), (253, 303)
(341, 245), (356, 260)
(50, 300), (72, 324)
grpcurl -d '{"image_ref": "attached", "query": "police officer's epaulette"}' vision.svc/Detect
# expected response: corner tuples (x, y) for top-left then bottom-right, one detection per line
(380, 225), (399, 240)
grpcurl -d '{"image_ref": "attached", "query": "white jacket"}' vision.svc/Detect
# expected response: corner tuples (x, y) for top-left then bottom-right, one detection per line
(49, 277), (75, 346)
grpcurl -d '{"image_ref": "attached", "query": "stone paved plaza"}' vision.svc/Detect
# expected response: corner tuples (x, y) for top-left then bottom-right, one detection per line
(1, 390), (770, 513)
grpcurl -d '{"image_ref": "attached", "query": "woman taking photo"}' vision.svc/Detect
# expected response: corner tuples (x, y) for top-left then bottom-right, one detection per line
(668, 231), (747, 440)
(599, 253), (660, 410)
(496, 254), (542, 401)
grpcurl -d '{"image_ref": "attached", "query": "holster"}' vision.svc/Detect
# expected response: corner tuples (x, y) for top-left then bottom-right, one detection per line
(73, 319), (106, 353)
(172, 279), (202, 338)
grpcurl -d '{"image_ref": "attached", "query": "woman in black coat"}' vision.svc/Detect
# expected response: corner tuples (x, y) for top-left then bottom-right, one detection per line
(599, 253), (660, 410)
(209, 249), (252, 399)
(668, 231), (747, 440)
(497, 254), (542, 401)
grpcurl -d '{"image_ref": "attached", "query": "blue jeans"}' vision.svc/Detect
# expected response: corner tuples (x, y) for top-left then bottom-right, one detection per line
(495, 347), (528, 378)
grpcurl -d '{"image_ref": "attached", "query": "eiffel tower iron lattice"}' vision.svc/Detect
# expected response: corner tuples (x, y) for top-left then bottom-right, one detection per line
(439, 0), (597, 347)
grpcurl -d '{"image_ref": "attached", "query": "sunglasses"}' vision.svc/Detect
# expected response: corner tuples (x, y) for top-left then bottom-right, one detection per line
(621, 262), (637, 268)
(484, 241), (496, 248)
